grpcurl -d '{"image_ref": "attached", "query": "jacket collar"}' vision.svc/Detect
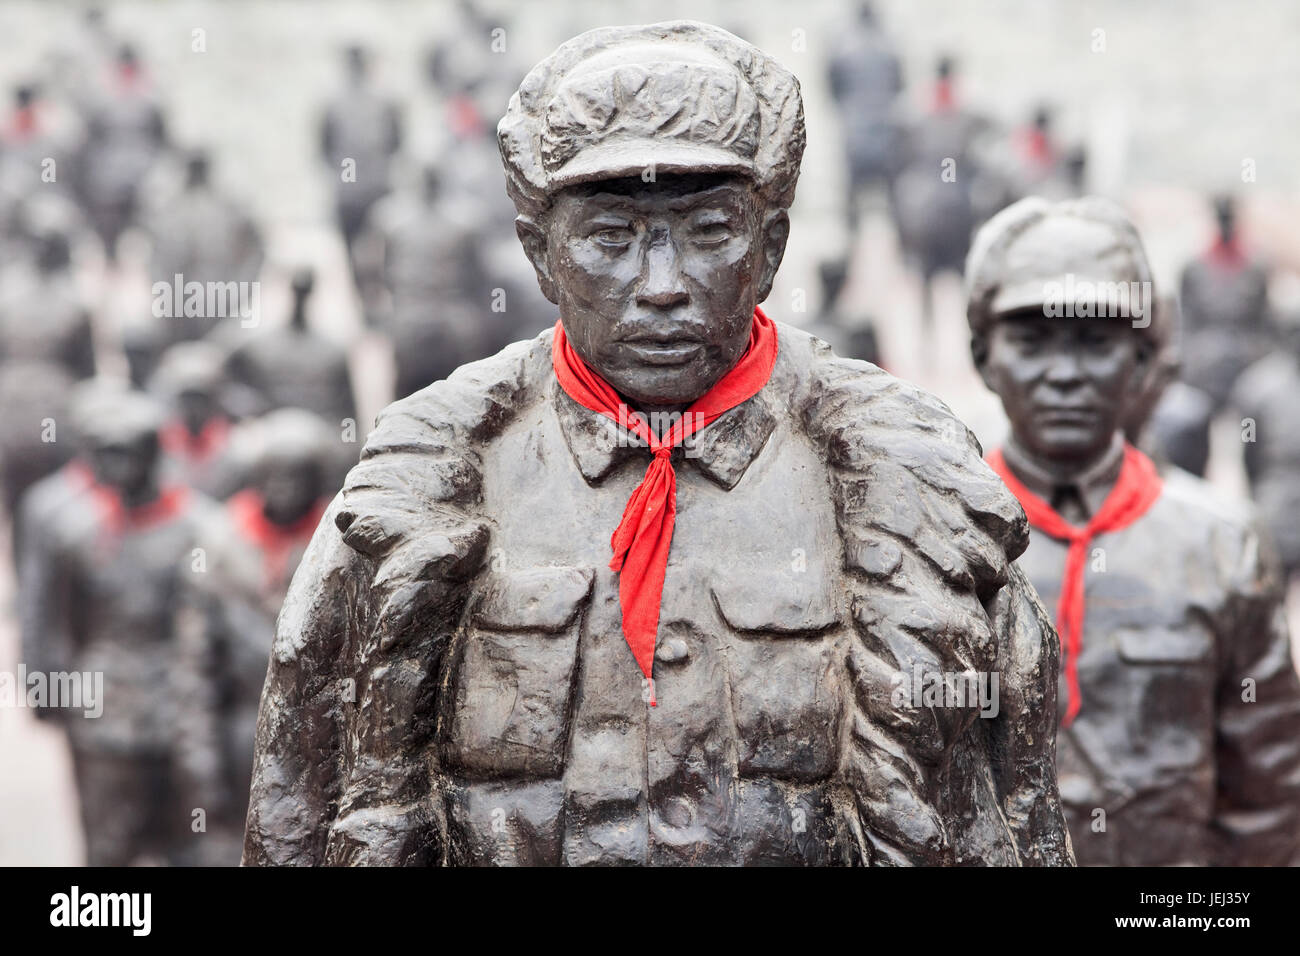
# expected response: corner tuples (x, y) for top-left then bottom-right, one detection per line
(551, 375), (776, 490)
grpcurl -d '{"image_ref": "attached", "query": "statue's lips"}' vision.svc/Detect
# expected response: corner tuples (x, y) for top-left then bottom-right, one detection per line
(1034, 405), (1098, 425)
(620, 340), (705, 366)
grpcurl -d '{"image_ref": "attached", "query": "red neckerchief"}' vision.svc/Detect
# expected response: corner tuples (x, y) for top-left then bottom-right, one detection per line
(1205, 236), (1246, 271)
(987, 442), (1163, 727)
(89, 481), (190, 542)
(229, 489), (326, 592)
(161, 417), (231, 465)
(1018, 126), (1055, 169)
(448, 94), (485, 140)
(552, 307), (779, 705)
(930, 78), (955, 113)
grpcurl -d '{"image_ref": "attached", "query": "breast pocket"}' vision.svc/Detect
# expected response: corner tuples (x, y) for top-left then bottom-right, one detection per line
(712, 571), (844, 782)
(444, 566), (593, 779)
(1112, 624), (1217, 738)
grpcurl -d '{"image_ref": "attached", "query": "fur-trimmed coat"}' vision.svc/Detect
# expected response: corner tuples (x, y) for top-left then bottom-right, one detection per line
(243, 323), (1073, 866)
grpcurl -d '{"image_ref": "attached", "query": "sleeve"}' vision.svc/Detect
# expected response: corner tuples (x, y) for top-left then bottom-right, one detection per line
(241, 497), (364, 865)
(1213, 524), (1300, 866)
(18, 503), (79, 721)
(987, 562), (1075, 866)
(172, 564), (234, 832)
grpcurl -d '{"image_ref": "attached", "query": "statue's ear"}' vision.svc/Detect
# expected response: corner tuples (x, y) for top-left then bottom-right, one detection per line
(755, 209), (790, 303)
(515, 215), (557, 304)
(970, 332), (993, 387)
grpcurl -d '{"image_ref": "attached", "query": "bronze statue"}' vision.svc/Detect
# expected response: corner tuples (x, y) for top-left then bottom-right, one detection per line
(223, 267), (357, 424)
(27, 389), (219, 865)
(176, 409), (340, 865)
(149, 341), (244, 500)
(1177, 195), (1274, 409)
(967, 196), (1300, 865)
(244, 21), (1072, 867)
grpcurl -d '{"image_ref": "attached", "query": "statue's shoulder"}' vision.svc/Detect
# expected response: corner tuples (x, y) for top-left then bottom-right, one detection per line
(290, 330), (555, 645)
(780, 321), (1030, 592)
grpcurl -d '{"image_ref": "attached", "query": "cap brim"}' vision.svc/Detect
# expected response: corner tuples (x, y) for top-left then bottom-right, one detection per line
(990, 273), (1145, 318)
(548, 141), (756, 191)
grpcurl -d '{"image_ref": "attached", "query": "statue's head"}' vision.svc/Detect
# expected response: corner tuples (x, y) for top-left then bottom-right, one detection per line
(966, 196), (1161, 466)
(84, 390), (167, 501)
(251, 408), (334, 526)
(499, 21), (804, 406)
(150, 341), (225, 436)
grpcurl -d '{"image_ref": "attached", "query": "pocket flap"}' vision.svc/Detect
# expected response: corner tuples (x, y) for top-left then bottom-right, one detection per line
(711, 571), (839, 634)
(1114, 627), (1213, 664)
(473, 566), (595, 633)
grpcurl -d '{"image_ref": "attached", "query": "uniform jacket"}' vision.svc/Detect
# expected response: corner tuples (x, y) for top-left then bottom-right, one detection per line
(243, 323), (1074, 866)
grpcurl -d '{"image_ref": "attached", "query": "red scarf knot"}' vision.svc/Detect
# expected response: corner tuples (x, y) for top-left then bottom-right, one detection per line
(987, 442), (1163, 727)
(552, 308), (780, 706)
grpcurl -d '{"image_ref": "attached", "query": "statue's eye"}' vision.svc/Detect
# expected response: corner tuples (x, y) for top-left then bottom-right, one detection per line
(691, 222), (733, 246)
(590, 226), (634, 247)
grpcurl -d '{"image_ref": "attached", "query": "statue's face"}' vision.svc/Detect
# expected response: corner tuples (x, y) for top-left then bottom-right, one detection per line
(260, 458), (324, 527)
(178, 390), (217, 436)
(91, 434), (159, 497)
(536, 173), (782, 407)
(977, 314), (1148, 464)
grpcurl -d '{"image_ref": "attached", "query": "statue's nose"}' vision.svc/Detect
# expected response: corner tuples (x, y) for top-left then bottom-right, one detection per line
(636, 231), (689, 309)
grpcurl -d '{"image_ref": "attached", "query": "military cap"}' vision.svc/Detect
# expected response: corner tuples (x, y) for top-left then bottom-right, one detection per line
(965, 196), (1160, 338)
(497, 20), (805, 218)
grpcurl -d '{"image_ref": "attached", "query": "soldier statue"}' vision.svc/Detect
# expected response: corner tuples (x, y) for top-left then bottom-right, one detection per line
(320, 45), (402, 285)
(244, 21), (1072, 867)
(28, 389), (218, 865)
(223, 267), (357, 424)
(176, 409), (339, 865)
(149, 341), (244, 500)
(966, 196), (1300, 865)
(147, 150), (264, 344)
(1178, 194), (1273, 410)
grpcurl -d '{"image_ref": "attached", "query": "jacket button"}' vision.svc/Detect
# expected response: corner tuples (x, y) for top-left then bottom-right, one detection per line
(655, 637), (689, 663)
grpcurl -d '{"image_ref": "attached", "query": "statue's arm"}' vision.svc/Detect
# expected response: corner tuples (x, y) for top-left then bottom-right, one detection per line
(242, 497), (364, 866)
(1213, 526), (1300, 865)
(987, 562), (1075, 866)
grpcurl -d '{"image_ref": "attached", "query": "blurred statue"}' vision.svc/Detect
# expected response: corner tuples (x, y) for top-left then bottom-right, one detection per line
(150, 341), (244, 500)
(16, 379), (125, 664)
(147, 150), (264, 344)
(361, 165), (522, 397)
(968, 196), (1300, 865)
(223, 268), (357, 424)
(320, 45), (402, 285)
(0, 225), (95, 379)
(176, 409), (338, 865)
(0, 84), (85, 254)
(826, 2), (904, 234)
(1232, 308), (1300, 577)
(0, 225), (96, 517)
(891, 55), (993, 331)
(1178, 195), (1273, 408)
(75, 44), (167, 262)
(29, 390), (218, 866)
(244, 21), (1071, 868)
(799, 258), (882, 367)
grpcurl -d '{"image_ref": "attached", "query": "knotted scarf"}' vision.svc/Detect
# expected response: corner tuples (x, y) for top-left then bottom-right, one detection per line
(988, 442), (1163, 726)
(552, 307), (779, 705)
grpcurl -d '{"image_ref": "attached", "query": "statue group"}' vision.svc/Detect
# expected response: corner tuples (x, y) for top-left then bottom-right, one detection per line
(239, 21), (1300, 867)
